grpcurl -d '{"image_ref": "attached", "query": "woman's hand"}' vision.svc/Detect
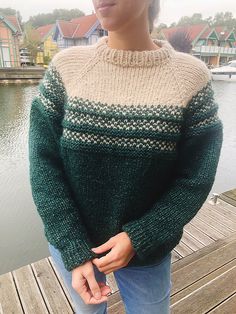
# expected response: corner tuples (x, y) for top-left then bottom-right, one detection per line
(71, 260), (111, 304)
(91, 232), (136, 274)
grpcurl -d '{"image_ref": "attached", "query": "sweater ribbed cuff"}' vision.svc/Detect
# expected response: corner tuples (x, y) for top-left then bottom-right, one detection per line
(59, 240), (98, 272)
(122, 222), (155, 260)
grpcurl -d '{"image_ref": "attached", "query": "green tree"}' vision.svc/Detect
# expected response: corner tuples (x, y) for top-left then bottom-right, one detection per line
(0, 7), (16, 15)
(26, 8), (85, 28)
(212, 11), (236, 30)
(21, 23), (41, 64)
(170, 22), (177, 28)
(168, 30), (192, 53)
(178, 16), (191, 26)
(191, 13), (203, 24)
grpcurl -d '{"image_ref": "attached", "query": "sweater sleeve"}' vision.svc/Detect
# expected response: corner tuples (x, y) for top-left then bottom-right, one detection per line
(28, 59), (98, 271)
(121, 80), (223, 260)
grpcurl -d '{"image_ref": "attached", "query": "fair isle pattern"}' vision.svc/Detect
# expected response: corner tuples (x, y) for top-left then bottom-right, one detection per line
(184, 81), (222, 136)
(66, 96), (184, 119)
(61, 99), (184, 155)
(63, 129), (177, 153)
(60, 81), (221, 156)
(35, 63), (66, 116)
(64, 110), (181, 134)
(36, 61), (222, 157)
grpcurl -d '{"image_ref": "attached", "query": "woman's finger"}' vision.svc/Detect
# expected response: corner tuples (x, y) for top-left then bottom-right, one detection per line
(97, 259), (124, 273)
(95, 250), (116, 268)
(85, 271), (103, 300)
(80, 289), (108, 304)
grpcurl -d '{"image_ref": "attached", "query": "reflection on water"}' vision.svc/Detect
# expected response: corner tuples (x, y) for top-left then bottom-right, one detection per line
(0, 81), (235, 274)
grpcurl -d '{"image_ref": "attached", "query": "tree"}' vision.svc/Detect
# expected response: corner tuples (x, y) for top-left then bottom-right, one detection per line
(170, 22), (177, 28)
(177, 13), (204, 26)
(0, 7), (16, 15)
(191, 13), (203, 24)
(178, 16), (191, 26)
(21, 23), (41, 64)
(168, 30), (192, 53)
(26, 8), (85, 28)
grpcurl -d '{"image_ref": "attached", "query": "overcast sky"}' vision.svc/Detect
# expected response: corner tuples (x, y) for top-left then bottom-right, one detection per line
(1, 0), (236, 25)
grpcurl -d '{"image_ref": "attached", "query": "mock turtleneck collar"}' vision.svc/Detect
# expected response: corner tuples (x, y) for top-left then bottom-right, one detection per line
(94, 35), (175, 67)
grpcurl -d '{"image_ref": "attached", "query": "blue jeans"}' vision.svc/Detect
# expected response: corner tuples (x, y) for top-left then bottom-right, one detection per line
(48, 243), (172, 314)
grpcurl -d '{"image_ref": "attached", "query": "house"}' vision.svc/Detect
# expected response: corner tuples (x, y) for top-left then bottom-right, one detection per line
(159, 23), (236, 66)
(53, 13), (107, 50)
(0, 14), (22, 67)
(35, 23), (59, 64)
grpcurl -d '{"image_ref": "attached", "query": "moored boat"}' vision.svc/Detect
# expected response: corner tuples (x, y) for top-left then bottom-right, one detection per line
(210, 60), (236, 81)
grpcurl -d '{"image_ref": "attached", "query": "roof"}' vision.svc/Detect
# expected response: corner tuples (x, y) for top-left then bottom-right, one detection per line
(214, 26), (235, 41)
(56, 13), (99, 38)
(70, 13), (98, 37)
(161, 24), (208, 42)
(57, 20), (78, 38)
(36, 24), (55, 40)
(0, 14), (22, 34)
(5, 15), (22, 34)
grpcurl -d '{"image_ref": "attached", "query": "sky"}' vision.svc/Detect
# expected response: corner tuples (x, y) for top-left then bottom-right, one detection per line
(1, 0), (236, 25)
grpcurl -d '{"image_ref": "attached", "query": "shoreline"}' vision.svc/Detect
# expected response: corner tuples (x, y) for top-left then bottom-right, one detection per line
(0, 67), (45, 84)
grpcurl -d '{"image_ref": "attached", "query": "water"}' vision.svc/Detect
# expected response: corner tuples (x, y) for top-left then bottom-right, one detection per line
(0, 81), (235, 275)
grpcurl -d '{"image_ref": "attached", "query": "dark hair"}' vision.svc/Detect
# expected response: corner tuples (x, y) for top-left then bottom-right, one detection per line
(148, 0), (160, 33)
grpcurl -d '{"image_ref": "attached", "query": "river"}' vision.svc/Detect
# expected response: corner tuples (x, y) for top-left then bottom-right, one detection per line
(0, 80), (235, 275)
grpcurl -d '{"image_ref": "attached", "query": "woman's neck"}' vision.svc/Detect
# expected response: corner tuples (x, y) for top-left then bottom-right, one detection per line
(107, 29), (160, 51)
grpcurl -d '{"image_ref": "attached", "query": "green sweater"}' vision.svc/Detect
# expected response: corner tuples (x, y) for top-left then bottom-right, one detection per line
(28, 36), (223, 272)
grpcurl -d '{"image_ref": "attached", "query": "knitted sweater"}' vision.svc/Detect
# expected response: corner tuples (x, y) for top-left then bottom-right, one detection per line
(28, 35), (223, 272)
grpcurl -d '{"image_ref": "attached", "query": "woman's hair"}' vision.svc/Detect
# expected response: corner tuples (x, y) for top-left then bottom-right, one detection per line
(148, 0), (160, 33)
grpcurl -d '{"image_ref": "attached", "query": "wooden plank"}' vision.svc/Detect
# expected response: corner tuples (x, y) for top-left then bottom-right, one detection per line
(0, 272), (23, 314)
(208, 292), (236, 313)
(171, 239), (236, 295)
(171, 250), (182, 263)
(190, 217), (225, 241)
(171, 258), (236, 304)
(181, 231), (205, 251)
(217, 199), (236, 216)
(108, 300), (125, 314)
(171, 264), (236, 313)
(106, 272), (119, 294)
(219, 189), (236, 207)
(195, 210), (233, 236)
(183, 223), (215, 246)
(174, 241), (194, 257)
(32, 258), (74, 314)
(219, 194), (236, 207)
(203, 205), (236, 231)
(108, 291), (125, 312)
(13, 264), (49, 314)
(207, 201), (236, 221)
(47, 256), (75, 307)
(172, 232), (236, 272)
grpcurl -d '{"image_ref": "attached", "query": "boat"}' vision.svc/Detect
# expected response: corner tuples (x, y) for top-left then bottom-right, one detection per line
(210, 60), (236, 81)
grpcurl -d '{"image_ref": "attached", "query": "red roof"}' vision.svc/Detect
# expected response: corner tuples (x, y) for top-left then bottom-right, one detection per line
(5, 15), (22, 33)
(200, 28), (212, 38)
(162, 24), (208, 41)
(36, 24), (54, 40)
(214, 26), (230, 40)
(57, 20), (78, 38)
(58, 13), (99, 38)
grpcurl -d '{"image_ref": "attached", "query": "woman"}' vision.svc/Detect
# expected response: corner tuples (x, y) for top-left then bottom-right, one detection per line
(28, 0), (223, 313)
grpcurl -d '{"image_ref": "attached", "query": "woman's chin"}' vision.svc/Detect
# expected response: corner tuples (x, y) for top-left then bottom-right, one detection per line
(98, 18), (123, 32)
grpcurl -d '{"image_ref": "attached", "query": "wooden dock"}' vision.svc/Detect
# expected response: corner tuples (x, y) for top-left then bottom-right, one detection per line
(1, 189), (236, 313)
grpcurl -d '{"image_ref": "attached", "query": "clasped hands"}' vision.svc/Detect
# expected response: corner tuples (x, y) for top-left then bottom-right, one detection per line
(71, 231), (136, 305)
